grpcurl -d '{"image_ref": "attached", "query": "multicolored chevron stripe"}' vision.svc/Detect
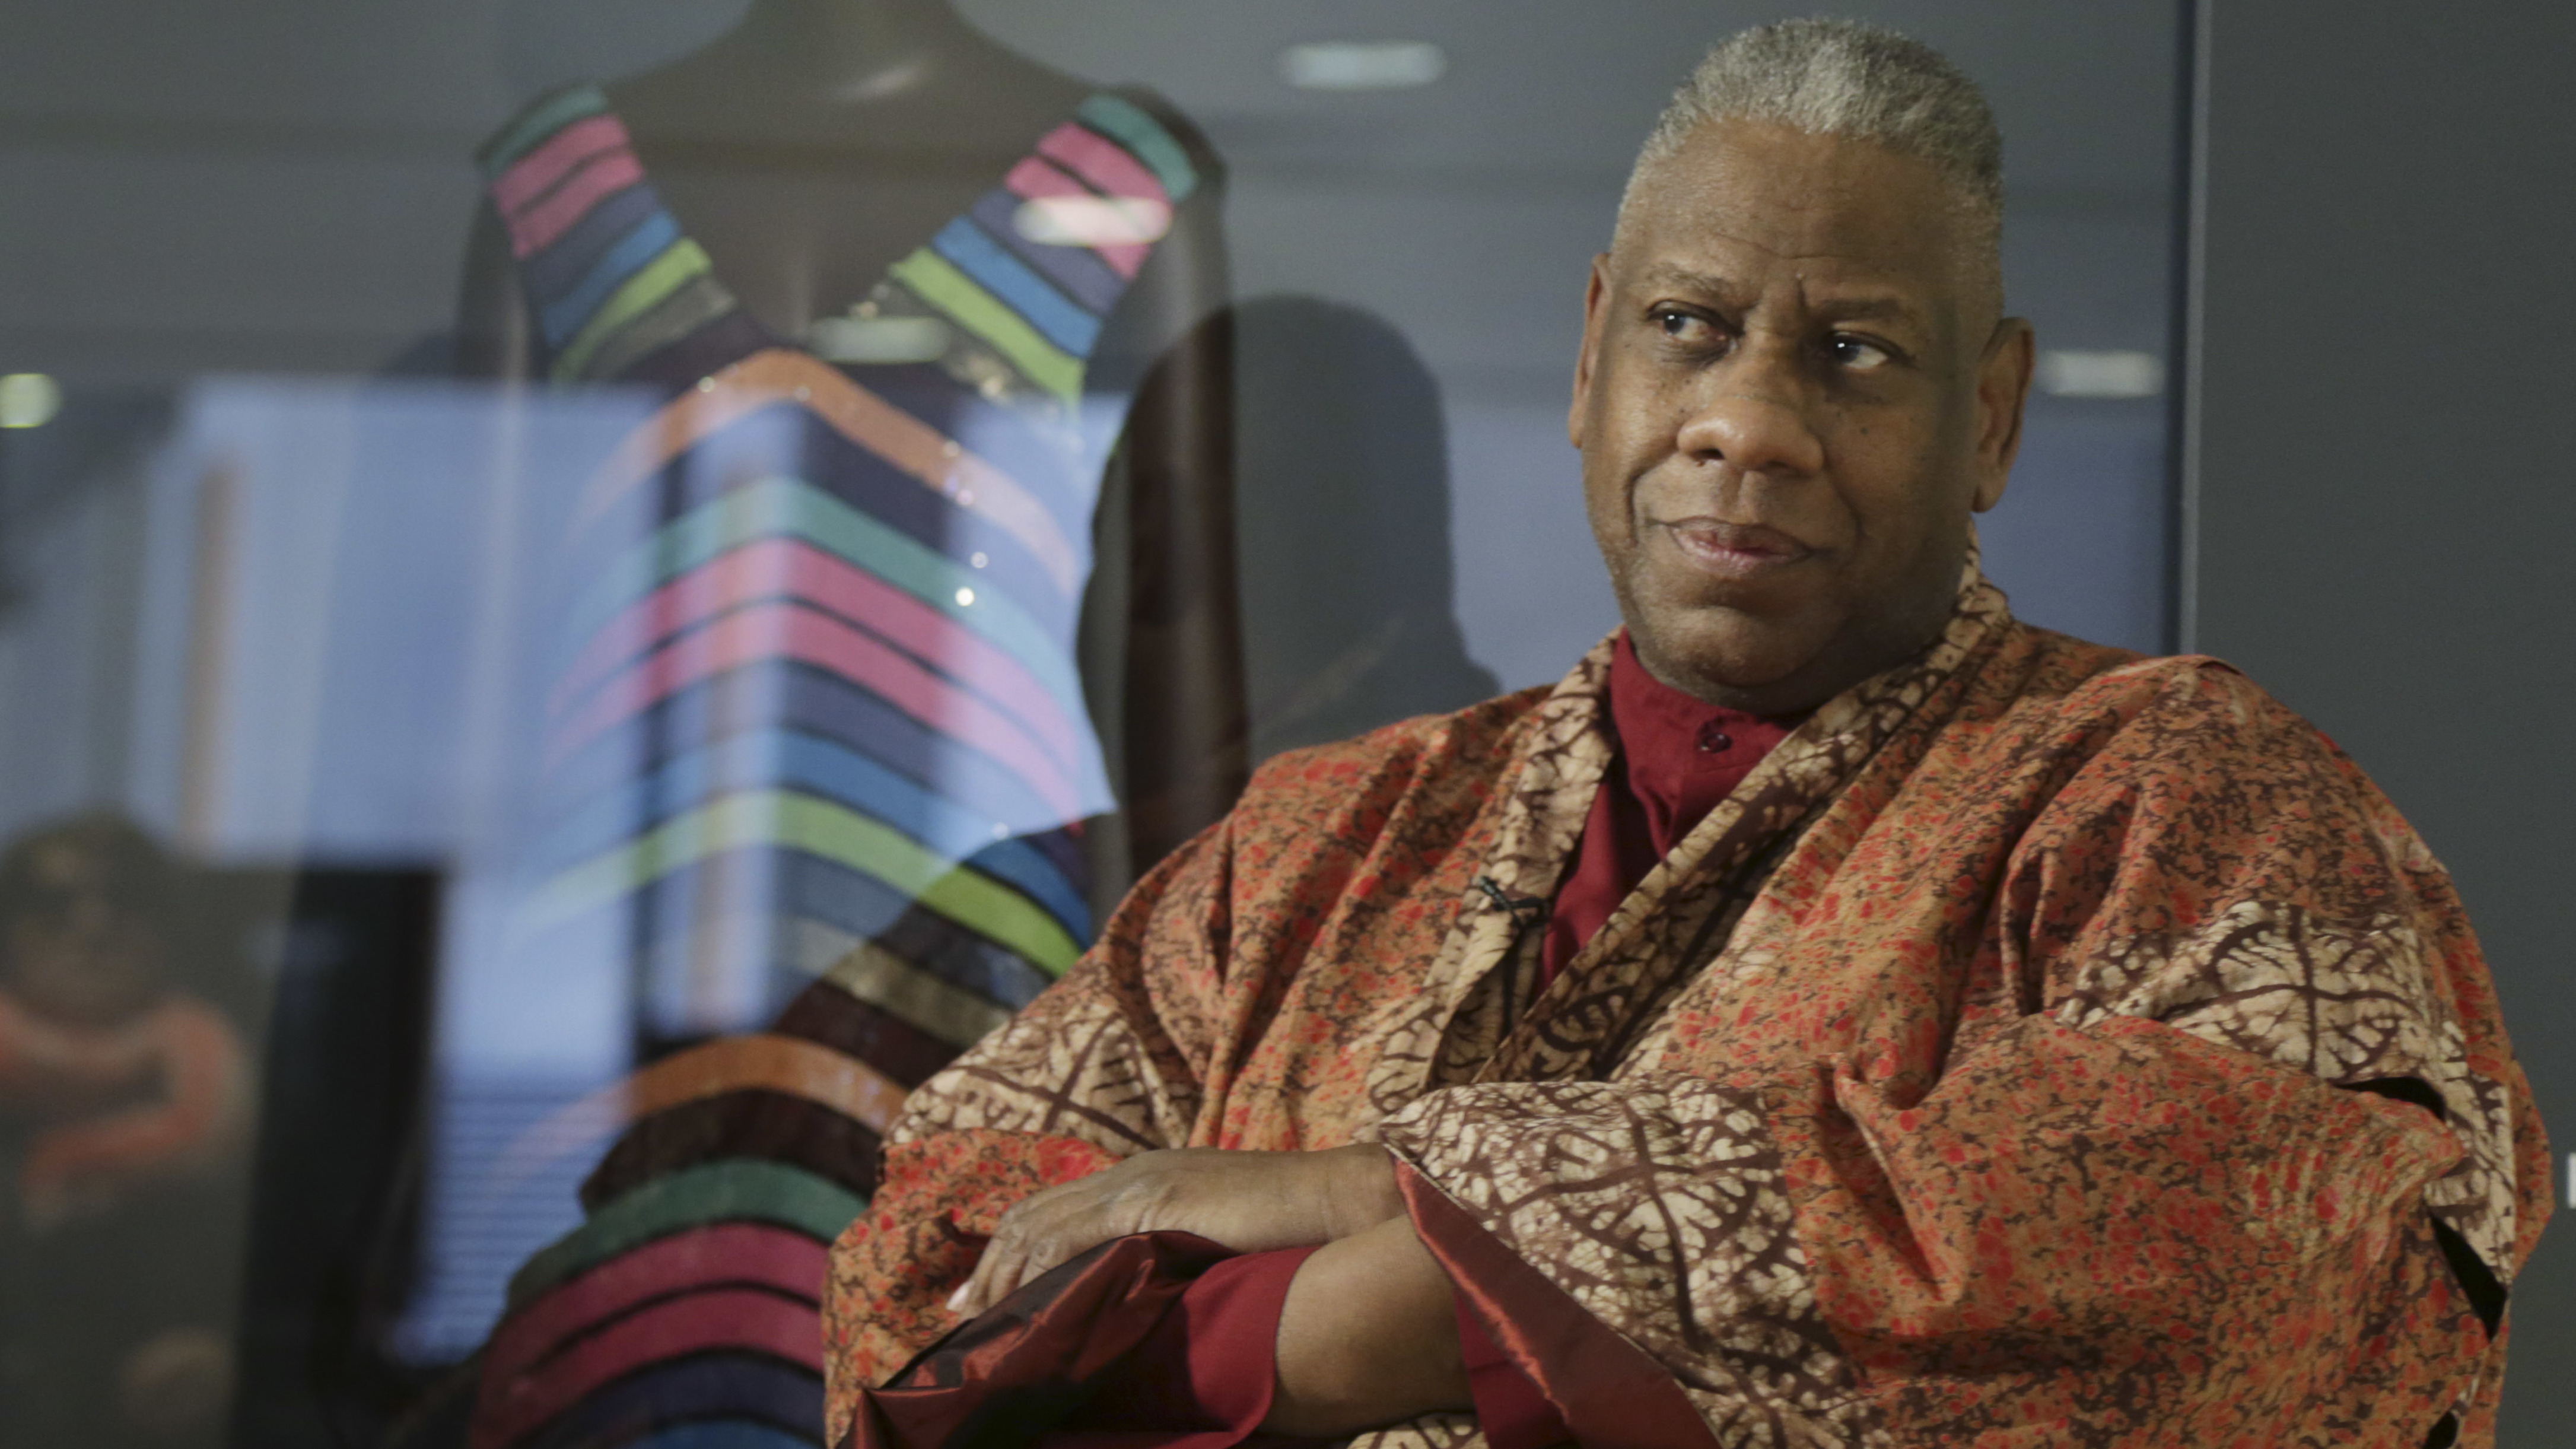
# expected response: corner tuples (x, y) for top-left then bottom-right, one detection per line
(464, 83), (1197, 1449)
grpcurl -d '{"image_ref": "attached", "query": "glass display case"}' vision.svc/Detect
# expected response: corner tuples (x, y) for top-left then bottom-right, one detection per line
(0, 3), (2189, 1444)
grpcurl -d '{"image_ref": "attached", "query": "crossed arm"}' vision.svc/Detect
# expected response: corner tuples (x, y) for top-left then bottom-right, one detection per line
(942, 1144), (1472, 1437)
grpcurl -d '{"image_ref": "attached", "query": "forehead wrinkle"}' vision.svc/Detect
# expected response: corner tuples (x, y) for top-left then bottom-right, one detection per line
(1627, 202), (1926, 291)
(1621, 127), (1990, 326)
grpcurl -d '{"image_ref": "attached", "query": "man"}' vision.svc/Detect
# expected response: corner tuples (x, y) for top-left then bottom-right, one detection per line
(824, 20), (2544, 1448)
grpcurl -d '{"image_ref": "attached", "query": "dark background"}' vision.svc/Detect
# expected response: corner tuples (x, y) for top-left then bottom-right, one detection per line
(2189, 2), (2576, 1438)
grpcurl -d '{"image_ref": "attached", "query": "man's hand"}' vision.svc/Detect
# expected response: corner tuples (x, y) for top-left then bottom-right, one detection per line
(1265, 1214), (1473, 1435)
(947, 1143), (1404, 1317)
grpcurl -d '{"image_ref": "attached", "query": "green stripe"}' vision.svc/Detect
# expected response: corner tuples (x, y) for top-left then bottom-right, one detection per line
(531, 789), (1083, 974)
(884, 281), (1054, 411)
(889, 249), (1082, 402)
(569, 478), (1084, 718)
(805, 932), (1016, 1047)
(576, 272), (737, 383)
(552, 240), (715, 383)
(1077, 93), (1198, 202)
(479, 84), (610, 175)
(506, 1159), (864, 1309)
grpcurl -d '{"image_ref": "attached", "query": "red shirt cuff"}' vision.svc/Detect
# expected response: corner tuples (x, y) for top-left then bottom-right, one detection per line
(1453, 1292), (1570, 1449)
(1061, 1244), (1318, 1444)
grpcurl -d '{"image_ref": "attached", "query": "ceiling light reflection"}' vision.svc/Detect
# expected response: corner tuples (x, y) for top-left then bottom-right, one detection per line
(2036, 349), (2165, 399)
(807, 316), (952, 365)
(1280, 41), (1448, 91)
(0, 373), (61, 429)
(1013, 196), (1172, 247)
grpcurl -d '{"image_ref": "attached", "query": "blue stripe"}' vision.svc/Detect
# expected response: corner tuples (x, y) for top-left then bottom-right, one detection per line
(537, 661), (1093, 893)
(562, 479), (1089, 730)
(848, 363), (1103, 547)
(540, 211), (684, 347)
(928, 217), (1103, 358)
(523, 182), (662, 301)
(560, 844), (1056, 1015)
(537, 727), (1091, 935)
(513, 1351), (814, 1444)
(518, 1356), (820, 1449)
(548, 660), (1080, 850)
(956, 834), (1089, 943)
(628, 1420), (814, 1449)
(573, 425), (1083, 661)
(965, 189), (1128, 316)
(541, 843), (1055, 1013)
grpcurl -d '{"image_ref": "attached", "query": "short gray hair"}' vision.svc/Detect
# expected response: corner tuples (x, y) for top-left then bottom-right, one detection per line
(1618, 19), (2005, 307)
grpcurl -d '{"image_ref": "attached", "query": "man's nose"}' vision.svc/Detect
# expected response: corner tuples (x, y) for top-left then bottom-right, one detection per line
(1674, 353), (1826, 478)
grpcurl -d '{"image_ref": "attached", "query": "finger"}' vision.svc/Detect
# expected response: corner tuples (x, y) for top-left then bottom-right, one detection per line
(949, 1167), (1134, 1317)
(953, 1240), (1017, 1318)
(955, 1204), (1050, 1317)
(959, 1219), (1082, 1317)
(950, 1263), (1000, 1317)
(953, 1189), (1050, 1318)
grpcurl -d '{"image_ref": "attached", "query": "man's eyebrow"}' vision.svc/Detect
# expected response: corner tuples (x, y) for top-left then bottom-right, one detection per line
(1634, 264), (1748, 300)
(1632, 267), (1926, 328)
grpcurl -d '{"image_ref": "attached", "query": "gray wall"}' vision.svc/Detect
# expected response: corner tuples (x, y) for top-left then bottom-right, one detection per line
(2189, 3), (2576, 1438)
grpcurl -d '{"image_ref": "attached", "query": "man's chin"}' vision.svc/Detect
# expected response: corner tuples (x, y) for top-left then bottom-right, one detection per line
(1627, 609), (1830, 703)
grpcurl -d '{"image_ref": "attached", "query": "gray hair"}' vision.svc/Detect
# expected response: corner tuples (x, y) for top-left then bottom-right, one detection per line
(1618, 18), (2005, 307)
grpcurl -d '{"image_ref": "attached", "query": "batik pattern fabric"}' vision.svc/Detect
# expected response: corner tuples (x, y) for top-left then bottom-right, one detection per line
(823, 568), (2547, 1449)
(466, 83), (1202, 1449)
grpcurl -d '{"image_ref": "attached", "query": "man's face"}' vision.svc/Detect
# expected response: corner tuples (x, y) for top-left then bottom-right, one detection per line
(1571, 119), (2032, 711)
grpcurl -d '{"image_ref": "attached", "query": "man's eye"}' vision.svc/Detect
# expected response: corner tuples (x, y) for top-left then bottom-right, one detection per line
(1653, 309), (1718, 344)
(1827, 335), (1891, 370)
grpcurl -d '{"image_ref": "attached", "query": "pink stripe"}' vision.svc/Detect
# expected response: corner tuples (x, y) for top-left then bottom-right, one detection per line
(550, 539), (1087, 773)
(1035, 127), (1164, 275)
(1038, 123), (1169, 208)
(1004, 156), (1145, 278)
(471, 1288), (820, 1449)
(508, 150), (646, 258)
(485, 1223), (825, 1385)
(491, 113), (630, 217)
(551, 602), (1082, 819)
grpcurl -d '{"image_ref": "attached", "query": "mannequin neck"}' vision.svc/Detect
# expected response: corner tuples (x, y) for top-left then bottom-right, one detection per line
(705, 0), (979, 102)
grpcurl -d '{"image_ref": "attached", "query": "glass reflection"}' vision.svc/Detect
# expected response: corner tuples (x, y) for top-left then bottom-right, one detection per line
(0, 1), (2192, 1442)
(0, 816), (252, 1449)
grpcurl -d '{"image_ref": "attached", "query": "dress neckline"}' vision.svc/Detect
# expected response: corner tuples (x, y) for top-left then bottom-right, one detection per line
(478, 81), (1199, 392)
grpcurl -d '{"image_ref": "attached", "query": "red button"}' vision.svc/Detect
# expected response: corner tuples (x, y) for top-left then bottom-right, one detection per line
(1696, 720), (1733, 754)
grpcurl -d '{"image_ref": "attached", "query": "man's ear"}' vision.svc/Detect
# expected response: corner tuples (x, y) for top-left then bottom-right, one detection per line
(1971, 316), (2036, 512)
(1569, 254), (1613, 450)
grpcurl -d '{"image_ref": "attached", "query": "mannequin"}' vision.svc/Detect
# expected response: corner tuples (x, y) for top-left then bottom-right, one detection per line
(432, 15), (1252, 1443)
(468, 0), (1099, 363)
(453, 0), (1246, 882)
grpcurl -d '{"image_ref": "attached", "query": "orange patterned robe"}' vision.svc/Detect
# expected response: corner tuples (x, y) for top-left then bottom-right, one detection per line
(825, 572), (2547, 1447)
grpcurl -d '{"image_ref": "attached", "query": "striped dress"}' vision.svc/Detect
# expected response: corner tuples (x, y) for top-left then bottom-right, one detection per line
(463, 84), (1206, 1449)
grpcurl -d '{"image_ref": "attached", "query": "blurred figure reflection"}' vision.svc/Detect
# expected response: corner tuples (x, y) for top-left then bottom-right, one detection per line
(1230, 296), (1500, 758)
(0, 815), (250, 1448)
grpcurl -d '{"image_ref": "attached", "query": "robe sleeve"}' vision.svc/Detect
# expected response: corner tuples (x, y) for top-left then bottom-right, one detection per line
(1375, 663), (2546, 1447)
(822, 812), (1242, 1432)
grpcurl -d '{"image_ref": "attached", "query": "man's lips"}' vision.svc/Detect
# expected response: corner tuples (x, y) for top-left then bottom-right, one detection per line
(1655, 518), (1815, 579)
